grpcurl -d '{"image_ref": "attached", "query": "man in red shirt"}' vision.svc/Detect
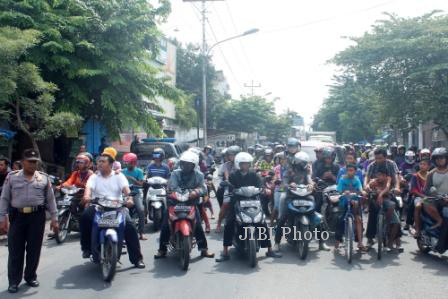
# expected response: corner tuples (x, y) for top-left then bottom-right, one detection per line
(63, 153), (93, 188)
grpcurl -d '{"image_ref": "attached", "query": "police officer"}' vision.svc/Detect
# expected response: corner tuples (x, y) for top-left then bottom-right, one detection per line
(0, 149), (59, 293)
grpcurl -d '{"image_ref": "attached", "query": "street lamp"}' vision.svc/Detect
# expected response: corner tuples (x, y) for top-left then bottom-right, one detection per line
(201, 28), (259, 146)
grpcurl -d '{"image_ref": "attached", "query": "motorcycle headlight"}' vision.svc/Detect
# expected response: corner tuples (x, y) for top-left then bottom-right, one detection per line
(253, 212), (263, 223)
(329, 195), (340, 203)
(241, 213), (252, 223)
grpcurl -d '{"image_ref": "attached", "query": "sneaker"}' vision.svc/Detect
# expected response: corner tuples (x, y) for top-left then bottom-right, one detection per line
(367, 238), (375, 247)
(273, 243), (280, 252)
(82, 250), (91, 259)
(319, 242), (331, 251)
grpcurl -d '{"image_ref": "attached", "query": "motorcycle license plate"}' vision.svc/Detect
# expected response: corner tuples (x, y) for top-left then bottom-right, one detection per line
(293, 200), (311, 207)
(174, 205), (192, 212)
(98, 217), (119, 228)
(58, 200), (71, 206)
(240, 200), (259, 208)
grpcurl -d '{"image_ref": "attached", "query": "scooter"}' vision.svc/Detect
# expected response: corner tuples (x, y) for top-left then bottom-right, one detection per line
(232, 186), (265, 268)
(146, 176), (167, 231)
(416, 189), (448, 255)
(285, 185), (322, 260)
(91, 196), (127, 282)
(167, 190), (197, 271)
(55, 186), (84, 244)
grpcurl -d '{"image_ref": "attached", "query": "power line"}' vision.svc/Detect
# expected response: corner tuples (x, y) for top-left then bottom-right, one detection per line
(262, 0), (398, 34)
(206, 17), (244, 95)
(210, 2), (255, 81)
(223, 1), (256, 79)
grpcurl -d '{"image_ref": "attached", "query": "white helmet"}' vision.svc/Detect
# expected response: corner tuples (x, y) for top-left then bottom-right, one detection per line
(234, 152), (254, 170)
(405, 150), (415, 164)
(292, 152), (310, 170)
(179, 151), (199, 167)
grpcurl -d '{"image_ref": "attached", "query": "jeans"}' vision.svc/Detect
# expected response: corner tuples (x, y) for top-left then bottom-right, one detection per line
(133, 189), (146, 234)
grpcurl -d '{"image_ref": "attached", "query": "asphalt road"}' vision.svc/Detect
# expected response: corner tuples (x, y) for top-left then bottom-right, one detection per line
(1, 202), (447, 299)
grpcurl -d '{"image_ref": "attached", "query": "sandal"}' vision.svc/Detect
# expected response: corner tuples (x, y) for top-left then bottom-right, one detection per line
(215, 254), (230, 262)
(357, 244), (369, 252)
(201, 250), (215, 258)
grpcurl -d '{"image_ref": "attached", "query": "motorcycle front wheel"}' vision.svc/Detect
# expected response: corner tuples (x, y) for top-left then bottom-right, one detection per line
(297, 223), (309, 260)
(178, 234), (191, 271)
(247, 228), (257, 268)
(55, 211), (71, 244)
(102, 237), (118, 282)
(377, 213), (384, 260)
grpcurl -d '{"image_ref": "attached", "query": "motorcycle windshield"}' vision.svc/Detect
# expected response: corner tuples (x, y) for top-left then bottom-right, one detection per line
(234, 186), (262, 197)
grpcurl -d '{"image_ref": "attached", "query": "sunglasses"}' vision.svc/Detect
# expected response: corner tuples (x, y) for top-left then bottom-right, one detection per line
(76, 160), (86, 164)
(97, 159), (108, 163)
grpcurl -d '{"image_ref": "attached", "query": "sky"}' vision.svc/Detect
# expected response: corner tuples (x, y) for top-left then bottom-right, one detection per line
(160, 0), (448, 125)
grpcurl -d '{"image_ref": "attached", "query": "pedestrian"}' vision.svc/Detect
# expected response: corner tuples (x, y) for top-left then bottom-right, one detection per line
(0, 149), (59, 293)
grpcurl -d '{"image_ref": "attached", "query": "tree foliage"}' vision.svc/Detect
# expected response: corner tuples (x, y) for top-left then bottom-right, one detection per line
(0, 26), (82, 154)
(175, 41), (229, 129)
(215, 95), (294, 141)
(0, 0), (181, 138)
(314, 12), (448, 140)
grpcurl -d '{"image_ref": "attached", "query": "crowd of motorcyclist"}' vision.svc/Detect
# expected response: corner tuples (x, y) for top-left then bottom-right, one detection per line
(1, 138), (448, 283)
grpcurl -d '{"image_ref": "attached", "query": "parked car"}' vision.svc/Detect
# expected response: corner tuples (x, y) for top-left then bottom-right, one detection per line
(132, 138), (183, 171)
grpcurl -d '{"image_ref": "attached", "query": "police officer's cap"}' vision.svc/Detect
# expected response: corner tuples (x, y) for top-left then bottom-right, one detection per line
(22, 149), (41, 161)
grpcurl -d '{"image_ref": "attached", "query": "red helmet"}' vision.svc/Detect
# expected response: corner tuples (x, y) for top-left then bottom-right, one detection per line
(122, 152), (138, 163)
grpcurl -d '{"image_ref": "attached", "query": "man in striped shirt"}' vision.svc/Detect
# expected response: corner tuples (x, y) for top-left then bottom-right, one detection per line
(146, 148), (170, 179)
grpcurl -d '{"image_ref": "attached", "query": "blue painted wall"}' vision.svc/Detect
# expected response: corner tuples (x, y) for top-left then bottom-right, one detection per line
(81, 119), (107, 155)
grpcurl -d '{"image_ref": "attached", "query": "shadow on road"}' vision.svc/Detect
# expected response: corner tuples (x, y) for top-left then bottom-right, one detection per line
(0, 287), (38, 299)
(409, 250), (448, 276)
(150, 254), (205, 278)
(54, 262), (111, 291)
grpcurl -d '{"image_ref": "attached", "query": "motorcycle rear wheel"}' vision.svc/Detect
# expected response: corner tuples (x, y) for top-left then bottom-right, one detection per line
(102, 237), (117, 282)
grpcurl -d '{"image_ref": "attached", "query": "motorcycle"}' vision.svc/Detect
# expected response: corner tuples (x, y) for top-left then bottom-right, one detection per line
(55, 186), (84, 244)
(285, 185), (322, 260)
(146, 177), (167, 231)
(91, 196), (127, 282)
(232, 186), (265, 268)
(167, 190), (198, 271)
(316, 179), (340, 234)
(416, 190), (448, 255)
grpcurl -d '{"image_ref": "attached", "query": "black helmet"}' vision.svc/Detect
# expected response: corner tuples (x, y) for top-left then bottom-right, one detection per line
(287, 137), (301, 148)
(431, 147), (447, 163)
(226, 145), (241, 156)
(322, 147), (335, 159)
(152, 148), (165, 160)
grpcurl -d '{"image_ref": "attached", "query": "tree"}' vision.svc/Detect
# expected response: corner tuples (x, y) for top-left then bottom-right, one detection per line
(0, 26), (82, 155)
(175, 41), (230, 129)
(216, 95), (275, 133)
(0, 0), (181, 138)
(312, 76), (379, 143)
(330, 12), (448, 136)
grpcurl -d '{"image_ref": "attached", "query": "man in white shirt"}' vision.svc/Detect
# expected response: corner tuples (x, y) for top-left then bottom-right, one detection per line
(80, 151), (145, 268)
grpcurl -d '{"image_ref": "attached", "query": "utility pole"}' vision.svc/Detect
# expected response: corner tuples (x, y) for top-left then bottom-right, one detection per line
(184, 0), (223, 147)
(244, 80), (262, 96)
